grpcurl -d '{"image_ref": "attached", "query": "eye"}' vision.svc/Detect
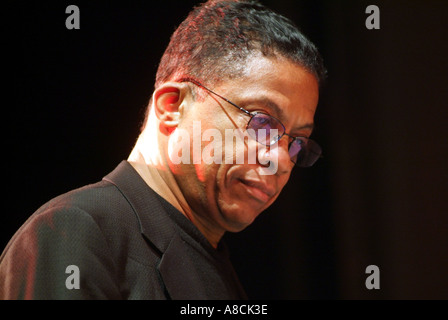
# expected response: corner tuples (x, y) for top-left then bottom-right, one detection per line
(250, 113), (272, 127)
(256, 117), (269, 125)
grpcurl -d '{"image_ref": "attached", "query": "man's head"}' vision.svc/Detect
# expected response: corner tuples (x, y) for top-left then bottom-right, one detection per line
(153, 0), (326, 101)
(135, 0), (325, 243)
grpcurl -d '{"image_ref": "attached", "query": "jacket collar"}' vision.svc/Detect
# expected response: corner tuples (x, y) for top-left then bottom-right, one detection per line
(103, 161), (211, 299)
(103, 161), (175, 253)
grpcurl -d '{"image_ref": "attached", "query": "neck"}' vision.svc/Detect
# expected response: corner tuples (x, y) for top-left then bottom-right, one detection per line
(128, 131), (188, 218)
(128, 127), (224, 248)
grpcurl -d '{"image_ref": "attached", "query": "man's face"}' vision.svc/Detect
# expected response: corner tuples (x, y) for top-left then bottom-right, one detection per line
(170, 54), (319, 234)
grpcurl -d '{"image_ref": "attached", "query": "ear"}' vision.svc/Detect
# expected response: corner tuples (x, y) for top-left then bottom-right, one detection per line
(153, 82), (191, 128)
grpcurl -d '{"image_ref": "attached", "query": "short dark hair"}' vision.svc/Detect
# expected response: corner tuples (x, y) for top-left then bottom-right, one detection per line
(155, 0), (326, 89)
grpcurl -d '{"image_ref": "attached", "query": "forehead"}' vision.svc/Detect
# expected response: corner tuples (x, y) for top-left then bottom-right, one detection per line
(218, 54), (319, 132)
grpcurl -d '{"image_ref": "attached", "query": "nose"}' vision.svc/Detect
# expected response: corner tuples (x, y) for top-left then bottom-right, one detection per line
(258, 137), (293, 175)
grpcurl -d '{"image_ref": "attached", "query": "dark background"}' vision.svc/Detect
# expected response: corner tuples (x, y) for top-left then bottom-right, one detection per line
(3, 0), (447, 299)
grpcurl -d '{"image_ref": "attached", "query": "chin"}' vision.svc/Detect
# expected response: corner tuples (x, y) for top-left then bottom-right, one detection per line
(225, 221), (253, 233)
(222, 207), (263, 233)
(216, 185), (276, 233)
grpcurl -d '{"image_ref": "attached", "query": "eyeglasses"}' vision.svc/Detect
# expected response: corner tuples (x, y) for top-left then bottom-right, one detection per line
(183, 79), (322, 167)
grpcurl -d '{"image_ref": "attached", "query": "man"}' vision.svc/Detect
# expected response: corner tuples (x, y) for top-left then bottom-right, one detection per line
(0, 0), (325, 299)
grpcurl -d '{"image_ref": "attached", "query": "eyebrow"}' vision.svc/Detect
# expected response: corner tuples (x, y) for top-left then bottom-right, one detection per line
(186, 79), (315, 134)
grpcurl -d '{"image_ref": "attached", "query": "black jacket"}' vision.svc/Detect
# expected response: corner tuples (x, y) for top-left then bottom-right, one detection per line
(0, 161), (247, 300)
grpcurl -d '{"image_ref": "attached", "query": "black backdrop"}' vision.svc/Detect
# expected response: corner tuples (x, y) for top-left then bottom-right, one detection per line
(3, 0), (447, 299)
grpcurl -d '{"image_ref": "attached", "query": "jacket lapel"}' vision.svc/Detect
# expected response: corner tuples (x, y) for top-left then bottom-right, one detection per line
(157, 233), (209, 299)
(103, 161), (209, 299)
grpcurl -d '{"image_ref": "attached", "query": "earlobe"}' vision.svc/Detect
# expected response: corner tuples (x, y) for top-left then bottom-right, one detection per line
(154, 82), (190, 128)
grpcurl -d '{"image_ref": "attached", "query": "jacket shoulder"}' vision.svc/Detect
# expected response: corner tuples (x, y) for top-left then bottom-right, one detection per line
(0, 202), (122, 299)
(0, 178), (155, 299)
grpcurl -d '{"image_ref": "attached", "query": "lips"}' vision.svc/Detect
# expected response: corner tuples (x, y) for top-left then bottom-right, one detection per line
(238, 178), (276, 203)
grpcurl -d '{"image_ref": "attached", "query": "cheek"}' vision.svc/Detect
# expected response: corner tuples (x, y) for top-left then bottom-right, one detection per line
(220, 130), (259, 165)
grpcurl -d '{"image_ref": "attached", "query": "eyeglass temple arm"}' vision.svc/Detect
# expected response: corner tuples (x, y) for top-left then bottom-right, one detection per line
(181, 78), (251, 116)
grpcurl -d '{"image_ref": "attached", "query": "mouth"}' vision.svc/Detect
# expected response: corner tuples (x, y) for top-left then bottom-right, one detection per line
(237, 178), (276, 203)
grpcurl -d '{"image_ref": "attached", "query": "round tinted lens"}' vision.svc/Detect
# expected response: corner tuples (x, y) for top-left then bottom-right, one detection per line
(247, 113), (284, 145)
(293, 138), (322, 167)
(289, 138), (303, 164)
